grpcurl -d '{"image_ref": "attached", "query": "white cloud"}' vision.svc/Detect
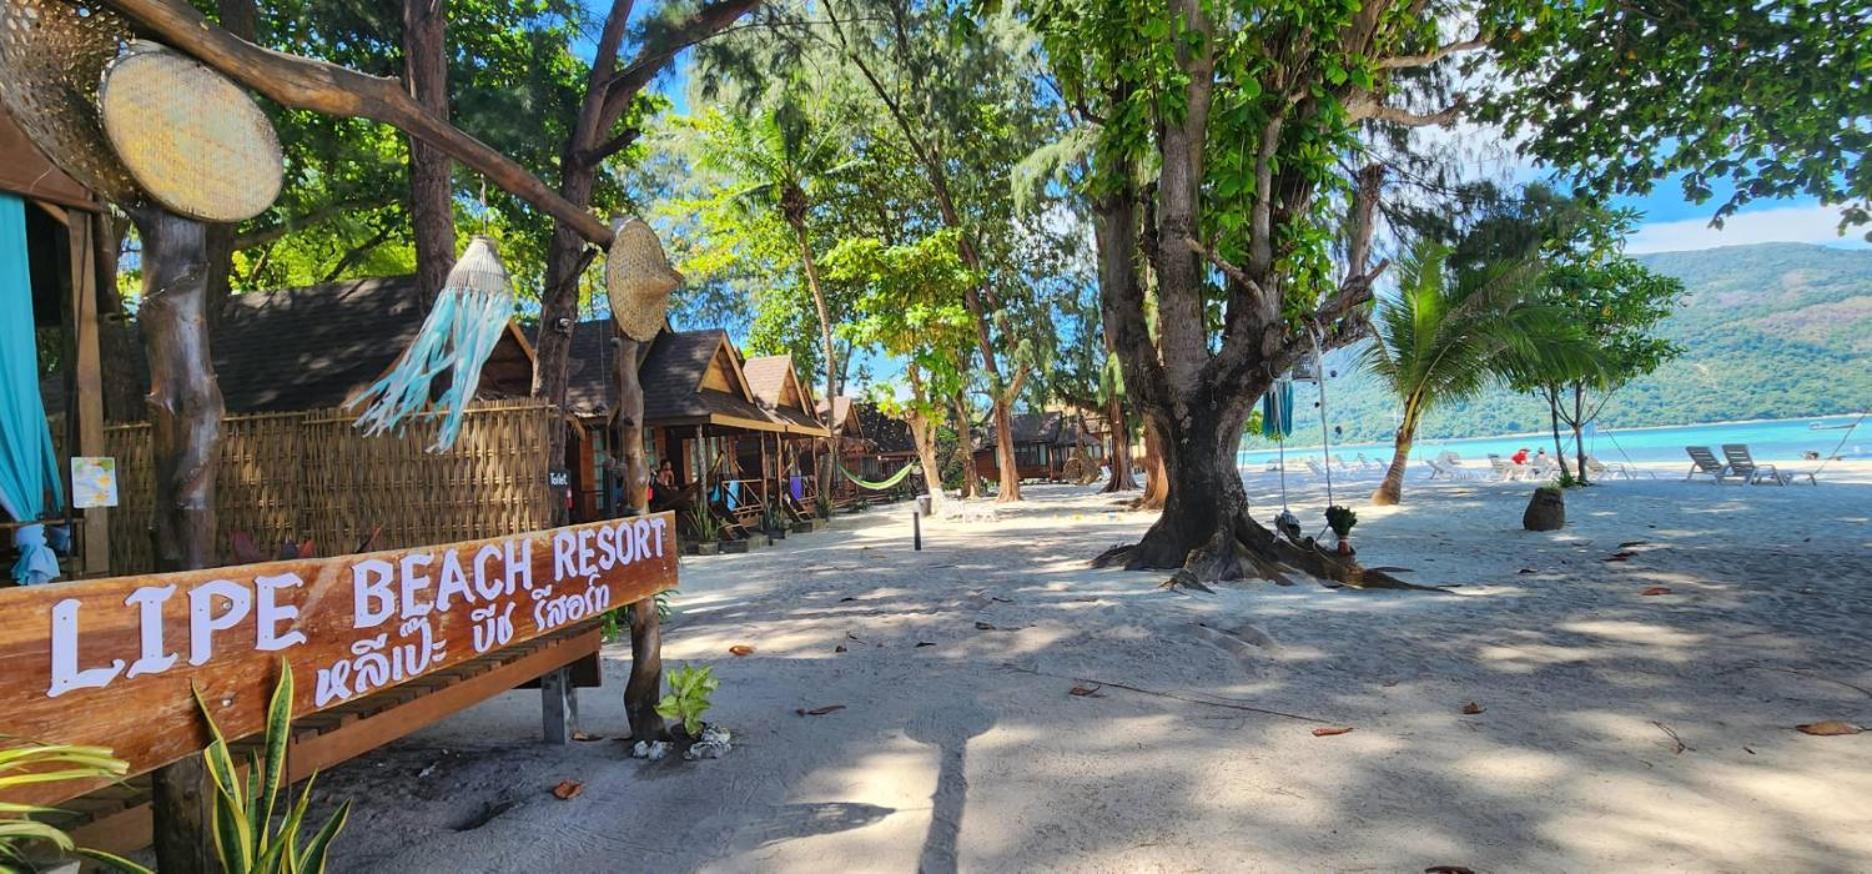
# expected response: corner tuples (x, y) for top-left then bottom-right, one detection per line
(1627, 204), (1866, 253)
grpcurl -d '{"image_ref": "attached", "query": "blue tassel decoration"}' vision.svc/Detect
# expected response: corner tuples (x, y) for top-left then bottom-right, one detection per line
(348, 236), (515, 452)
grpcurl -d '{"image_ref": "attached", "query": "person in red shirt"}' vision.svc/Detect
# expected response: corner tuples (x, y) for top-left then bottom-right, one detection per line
(1511, 447), (1530, 466)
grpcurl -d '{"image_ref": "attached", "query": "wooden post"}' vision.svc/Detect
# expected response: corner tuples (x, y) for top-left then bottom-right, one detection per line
(540, 666), (576, 744)
(69, 213), (109, 576)
(133, 208), (224, 572)
(132, 206), (223, 873)
(612, 330), (665, 741)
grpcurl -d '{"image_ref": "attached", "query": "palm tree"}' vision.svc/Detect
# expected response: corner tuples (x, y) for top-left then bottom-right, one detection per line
(1362, 240), (1587, 505)
(694, 98), (863, 494)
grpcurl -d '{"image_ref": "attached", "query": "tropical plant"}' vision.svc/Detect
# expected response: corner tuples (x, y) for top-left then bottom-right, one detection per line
(688, 101), (864, 476)
(655, 664), (720, 738)
(192, 661), (350, 874)
(611, 589), (679, 640)
(685, 503), (722, 545)
(1362, 241), (1589, 505)
(0, 741), (149, 873)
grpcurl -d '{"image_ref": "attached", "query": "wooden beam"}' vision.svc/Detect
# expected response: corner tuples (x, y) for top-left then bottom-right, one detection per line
(540, 665), (575, 743)
(70, 213), (109, 576)
(102, 0), (613, 246)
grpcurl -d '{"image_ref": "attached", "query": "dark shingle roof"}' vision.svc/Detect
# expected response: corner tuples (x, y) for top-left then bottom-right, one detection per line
(855, 402), (914, 454)
(976, 410), (1103, 449)
(52, 276), (533, 417)
(742, 354), (793, 407)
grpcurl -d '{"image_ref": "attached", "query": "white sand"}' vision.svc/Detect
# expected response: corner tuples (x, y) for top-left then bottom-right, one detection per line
(312, 460), (1872, 873)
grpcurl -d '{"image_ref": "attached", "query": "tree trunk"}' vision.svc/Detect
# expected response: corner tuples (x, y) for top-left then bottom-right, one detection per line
(134, 209), (225, 573)
(610, 331), (664, 741)
(1134, 419), (1169, 510)
(1571, 382), (1589, 484)
(951, 391), (978, 500)
(404, 0), (454, 305)
(1372, 414), (1416, 505)
(1101, 393), (1136, 492)
(990, 393), (1021, 501)
(908, 410), (943, 514)
(1099, 397), (1417, 590)
(790, 217), (841, 506)
(1547, 388), (1570, 478)
(1114, 405), (1252, 568)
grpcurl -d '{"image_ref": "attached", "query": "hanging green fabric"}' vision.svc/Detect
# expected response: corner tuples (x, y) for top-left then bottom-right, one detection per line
(0, 193), (66, 584)
(835, 456), (920, 491)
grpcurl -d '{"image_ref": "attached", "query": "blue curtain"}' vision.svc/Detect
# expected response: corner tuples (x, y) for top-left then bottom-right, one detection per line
(1, 193), (65, 583)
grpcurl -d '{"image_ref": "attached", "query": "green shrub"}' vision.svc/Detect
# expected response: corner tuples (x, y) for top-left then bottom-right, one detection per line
(1324, 505), (1358, 538)
(193, 661), (350, 874)
(0, 741), (148, 872)
(655, 664), (720, 738)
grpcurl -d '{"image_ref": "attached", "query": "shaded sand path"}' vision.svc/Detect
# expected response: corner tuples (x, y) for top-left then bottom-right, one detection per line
(314, 464), (1872, 872)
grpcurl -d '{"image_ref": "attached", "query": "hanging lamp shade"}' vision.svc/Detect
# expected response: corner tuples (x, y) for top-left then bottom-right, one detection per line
(0, 0), (142, 204)
(348, 236), (516, 452)
(98, 41), (283, 222)
(606, 216), (682, 341)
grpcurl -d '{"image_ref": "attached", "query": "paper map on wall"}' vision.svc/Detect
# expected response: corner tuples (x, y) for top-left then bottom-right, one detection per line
(71, 456), (117, 508)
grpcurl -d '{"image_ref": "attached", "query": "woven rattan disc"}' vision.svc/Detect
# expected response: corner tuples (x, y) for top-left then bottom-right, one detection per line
(99, 42), (283, 222)
(606, 216), (683, 342)
(0, 0), (141, 203)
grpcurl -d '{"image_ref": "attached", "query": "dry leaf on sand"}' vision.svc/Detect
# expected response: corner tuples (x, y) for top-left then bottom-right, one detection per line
(1069, 683), (1104, 698)
(1461, 702), (1484, 715)
(1312, 726), (1354, 737)
(552, 780), (583, 800)
(796, 705), (847, 717)
(1641, 586), (1673, 596)
(729, 644), (755, 656)
(1796, 720), (1865, 736)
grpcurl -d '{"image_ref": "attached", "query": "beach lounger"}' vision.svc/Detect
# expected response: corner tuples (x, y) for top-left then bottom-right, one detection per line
(1721, 444), (1814, 485)
(1684, 446), (1735, 483)
(1585, 455), (1639, 480)
(1487, 454), (1530, 482)
(1433, 451), (1476, 480)
(1304, 458), (1328, 477)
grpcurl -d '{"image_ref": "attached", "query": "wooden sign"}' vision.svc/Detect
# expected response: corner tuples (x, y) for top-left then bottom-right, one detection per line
(0, 514), (677, 805)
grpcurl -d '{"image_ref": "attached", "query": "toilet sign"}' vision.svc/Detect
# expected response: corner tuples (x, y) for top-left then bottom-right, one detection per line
(0, 513), (678, 806)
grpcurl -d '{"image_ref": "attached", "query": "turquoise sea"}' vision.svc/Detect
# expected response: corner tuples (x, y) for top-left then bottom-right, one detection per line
(1236, 414), (1870, 469)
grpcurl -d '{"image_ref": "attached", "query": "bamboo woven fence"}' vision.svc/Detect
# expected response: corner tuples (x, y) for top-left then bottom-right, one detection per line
(91, 401), (555, 574)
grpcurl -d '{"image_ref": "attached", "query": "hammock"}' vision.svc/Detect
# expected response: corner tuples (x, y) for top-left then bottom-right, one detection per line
(348, 236), (514, 451)
(836, 457), (920, 491)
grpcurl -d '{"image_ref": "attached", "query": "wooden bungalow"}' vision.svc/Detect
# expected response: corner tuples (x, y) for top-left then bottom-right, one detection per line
(849, 401), (920, 498)
(973, 409), (1108, 483)
(556, 322), (828, 526)
(743, 353), (833, 505)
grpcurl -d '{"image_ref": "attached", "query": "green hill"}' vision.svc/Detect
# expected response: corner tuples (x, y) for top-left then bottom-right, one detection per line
(1246, 242), (1872, 446)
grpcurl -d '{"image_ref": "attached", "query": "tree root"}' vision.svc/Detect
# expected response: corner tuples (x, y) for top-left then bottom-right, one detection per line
(1093, 511), (1447, 593)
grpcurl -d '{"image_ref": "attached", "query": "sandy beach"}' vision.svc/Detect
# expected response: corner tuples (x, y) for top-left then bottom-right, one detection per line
(309, 460), (1872, 873)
